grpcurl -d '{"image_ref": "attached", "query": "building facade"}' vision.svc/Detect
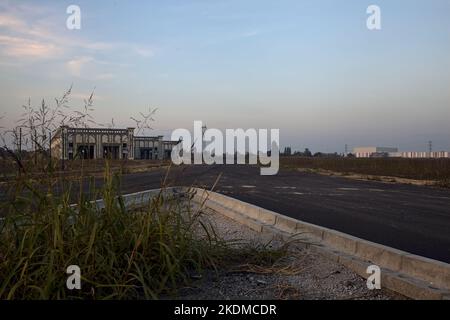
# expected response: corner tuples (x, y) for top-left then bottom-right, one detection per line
(51, 126), (178, 160)
(353, 147), (398, 158)
(390, 151), (450, 159)
(353, 146), (450, 158)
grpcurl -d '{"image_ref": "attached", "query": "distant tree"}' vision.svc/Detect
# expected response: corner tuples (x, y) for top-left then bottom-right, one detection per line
(304, 148), (312, 157)
(283, 147), (292, 156)
(330, 152), (340, 158)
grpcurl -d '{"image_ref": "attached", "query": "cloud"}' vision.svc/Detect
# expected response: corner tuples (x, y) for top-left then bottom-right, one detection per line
(70, 92), (105, 101)
(0, 13), (26, 29)
(0, 13), (64, 60)
(0, 35), (62, 58)
(241, 30), (260, 38)
(0, 12), (64, 59)
(66, 56), (94, 76)
(95, 73), (115, 80)
(0, 5), (157, 69)
(66, 58), (117, 80)
(133, 46), (155, 58)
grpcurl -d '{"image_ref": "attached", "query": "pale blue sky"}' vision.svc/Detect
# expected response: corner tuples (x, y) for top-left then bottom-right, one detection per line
(0, 0), (449, 152)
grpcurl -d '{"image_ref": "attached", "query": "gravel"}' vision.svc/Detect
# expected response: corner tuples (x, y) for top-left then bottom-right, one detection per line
(175, 209), (406, 300)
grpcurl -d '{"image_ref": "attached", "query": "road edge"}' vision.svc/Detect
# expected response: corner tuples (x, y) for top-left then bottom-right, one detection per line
(189, 187), (450, 300)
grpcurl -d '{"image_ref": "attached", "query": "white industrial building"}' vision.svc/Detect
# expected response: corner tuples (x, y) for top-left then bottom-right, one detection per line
(353, 147), (398, 158)
(353, 147), (450, 159)
(392, 151), (450, 159)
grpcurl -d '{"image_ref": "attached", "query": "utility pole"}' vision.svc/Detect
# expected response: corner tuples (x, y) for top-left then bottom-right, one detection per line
(201, 124), (207, 137)
(34, 129), (37, 165)
(428, 140), (433, 155)
(61, 128), (65, 171)
(18, 127), (22, 159)
(49, 130), (52, 169)
(201, 125), (207, 163)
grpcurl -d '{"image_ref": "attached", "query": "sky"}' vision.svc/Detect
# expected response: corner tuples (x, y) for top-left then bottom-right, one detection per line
(0, 0), (449, 153)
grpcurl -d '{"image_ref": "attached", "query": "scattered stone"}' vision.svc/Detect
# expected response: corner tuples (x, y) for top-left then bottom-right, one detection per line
(174, 210), (406, 300)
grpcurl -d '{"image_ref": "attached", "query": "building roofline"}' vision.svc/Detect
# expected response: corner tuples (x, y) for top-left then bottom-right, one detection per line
(56, 126), (179, 143)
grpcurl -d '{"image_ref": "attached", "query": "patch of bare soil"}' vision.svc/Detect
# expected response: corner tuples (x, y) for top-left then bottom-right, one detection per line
(297, 168), (437, 187)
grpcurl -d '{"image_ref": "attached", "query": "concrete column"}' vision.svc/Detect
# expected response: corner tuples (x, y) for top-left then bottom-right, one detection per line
(62, 127), (68, 160)
(158, 136), (163, 160)
(127, 127), (135, 160)
(96, 134), (100, 159)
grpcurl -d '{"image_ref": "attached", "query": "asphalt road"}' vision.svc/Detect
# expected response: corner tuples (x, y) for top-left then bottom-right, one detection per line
(113, 164), (450, 263)
(2, 164), (449, 263)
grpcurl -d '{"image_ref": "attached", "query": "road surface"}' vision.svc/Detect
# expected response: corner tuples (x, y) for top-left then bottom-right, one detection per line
(113, 165), (450, 263)
(3, 164), (449, 263)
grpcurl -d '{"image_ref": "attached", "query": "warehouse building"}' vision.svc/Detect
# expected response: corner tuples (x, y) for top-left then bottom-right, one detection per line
(392, 151), (450, 159)
(51, 126), (178, 160)
(353, 147), (450, 159)
(353, 147), (398, 158)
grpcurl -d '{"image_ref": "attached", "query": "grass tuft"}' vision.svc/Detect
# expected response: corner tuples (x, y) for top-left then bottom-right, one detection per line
(0, 163), (232, 300)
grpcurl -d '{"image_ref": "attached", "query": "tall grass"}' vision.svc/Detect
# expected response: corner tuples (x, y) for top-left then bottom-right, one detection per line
(0, 88), (290, 300)
(0, 161), (232, 300)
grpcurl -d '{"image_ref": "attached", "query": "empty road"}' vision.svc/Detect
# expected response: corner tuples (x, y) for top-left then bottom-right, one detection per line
(114, 164), (450, 263)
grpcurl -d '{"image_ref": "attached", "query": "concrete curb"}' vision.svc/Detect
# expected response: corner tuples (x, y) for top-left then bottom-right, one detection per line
(189, 187), (450, 300)
(17, 186), (446, 300)
(94, 187), (185, 209)
(68, 187), (184, 211)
